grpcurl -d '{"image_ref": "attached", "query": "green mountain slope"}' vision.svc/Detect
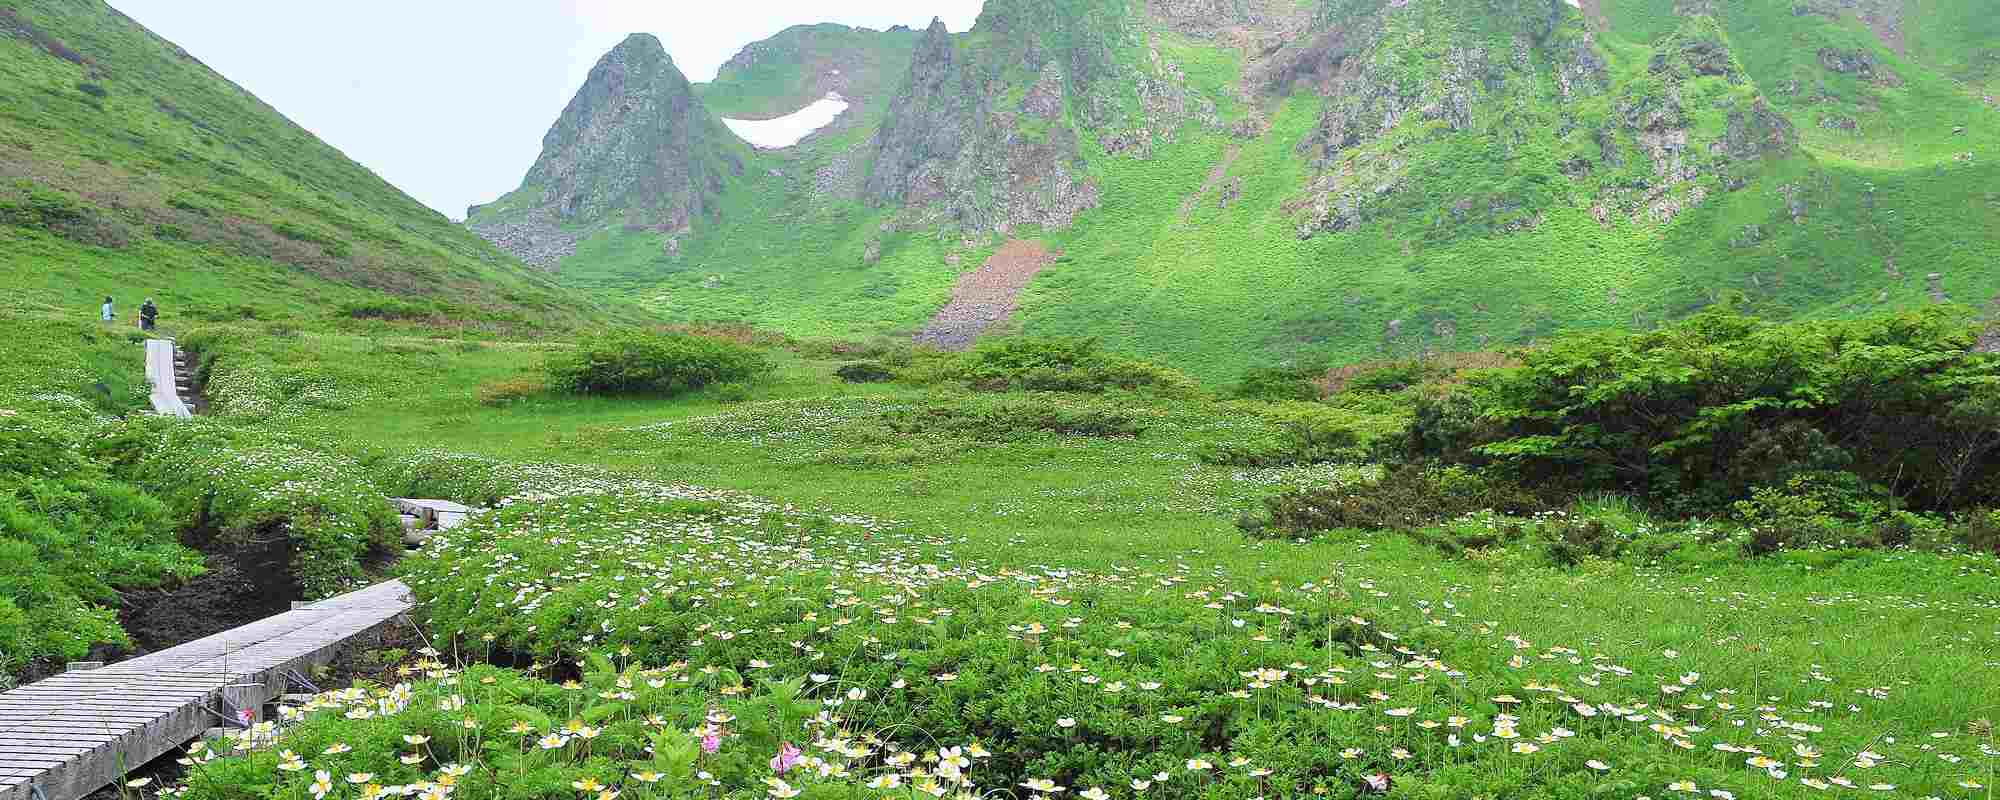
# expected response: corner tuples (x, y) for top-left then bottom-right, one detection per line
(697, 23), (922, 120)
(0, 0), (597, 328)
(466, 34), (749, 271)
(479, 0), (2000, 378)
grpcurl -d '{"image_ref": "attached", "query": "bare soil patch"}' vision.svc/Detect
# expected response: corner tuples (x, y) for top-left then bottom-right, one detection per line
(916, 240), (1057, 350)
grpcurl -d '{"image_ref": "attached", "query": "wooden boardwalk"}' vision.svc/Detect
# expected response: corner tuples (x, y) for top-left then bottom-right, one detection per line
(142, 339), (191, 419)
(0, 580), (412, 800)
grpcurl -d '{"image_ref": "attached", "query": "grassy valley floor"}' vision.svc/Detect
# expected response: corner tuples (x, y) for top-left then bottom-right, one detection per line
(120, 320), (2000, 800)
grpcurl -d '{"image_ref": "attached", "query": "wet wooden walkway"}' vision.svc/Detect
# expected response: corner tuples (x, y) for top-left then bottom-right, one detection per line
(0, 580), (412, 800)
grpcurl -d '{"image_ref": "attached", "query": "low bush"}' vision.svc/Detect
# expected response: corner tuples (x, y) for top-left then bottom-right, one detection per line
(1230, 364), (1322, 402)
(882, 394), (1148, 440)
(833, 361), (895, 383)
(1955, 509), (2000, 554)
(0, 412), (196, 675)
(1728, 471), (1898, 555)
(1243, 465), (1546, 536)
(935, 336), (1199, 395)
(1197, 403), (1398, 467)
(474, 374), (543, 407)
(544, 329), (769, 397)
(339, 298), (440, 321)
(116, 418), (399, 597)
(1405, 307), (2000, 515)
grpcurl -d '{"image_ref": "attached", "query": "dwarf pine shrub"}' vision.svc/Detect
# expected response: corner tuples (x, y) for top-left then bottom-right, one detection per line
(544, 329), (769, 397)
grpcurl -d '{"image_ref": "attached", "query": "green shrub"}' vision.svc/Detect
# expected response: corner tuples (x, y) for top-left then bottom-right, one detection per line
(339, 298), (439, 321)
(883, 394), (1148, 440)
(1406, 308), (2000, 515)
(1244, 465), (1546, 536)
(474, 374), (544, 407)
(1729, 471), (1897, 555)
(118, 419), (398, 596)
(544, 330), (769, 397)
(940, 336), (1199, 395)
(1200, 402), (1408, 467)
(1230, 364), (1321, 401)
(834, 361), (895, 383)
(0, 412), (195, 675)
(1952, 509), (2000, 554)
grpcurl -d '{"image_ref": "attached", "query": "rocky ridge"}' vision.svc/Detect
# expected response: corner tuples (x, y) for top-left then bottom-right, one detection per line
(469, 34), (745, 269)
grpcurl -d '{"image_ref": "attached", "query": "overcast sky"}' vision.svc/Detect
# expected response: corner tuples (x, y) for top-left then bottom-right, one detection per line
(107, 2), (983, 220)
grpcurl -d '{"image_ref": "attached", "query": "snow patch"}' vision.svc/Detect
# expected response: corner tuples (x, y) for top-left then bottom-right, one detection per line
(721, 92), (849, 149)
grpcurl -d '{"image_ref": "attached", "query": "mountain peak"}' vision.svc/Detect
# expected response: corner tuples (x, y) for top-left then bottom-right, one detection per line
(468, 35), (743, 269)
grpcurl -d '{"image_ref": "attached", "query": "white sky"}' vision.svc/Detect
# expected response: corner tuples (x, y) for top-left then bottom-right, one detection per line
(106, 3), (983, 220)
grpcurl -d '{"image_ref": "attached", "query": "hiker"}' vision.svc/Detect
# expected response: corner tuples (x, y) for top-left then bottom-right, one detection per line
(100, 296), (114, 322)
(139, 298), (157, 332)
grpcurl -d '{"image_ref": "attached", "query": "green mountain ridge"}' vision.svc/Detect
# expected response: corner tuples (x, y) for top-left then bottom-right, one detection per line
(486, 0), (1998, 379)
(0, 0), (597, 328)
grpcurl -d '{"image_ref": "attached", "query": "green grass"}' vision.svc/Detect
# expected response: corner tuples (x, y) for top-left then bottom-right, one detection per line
(118, 323), (2000, 800)
(0, 306), (1992, 794)
(695, 23), (921, 120)
(0, 1), (617, 331)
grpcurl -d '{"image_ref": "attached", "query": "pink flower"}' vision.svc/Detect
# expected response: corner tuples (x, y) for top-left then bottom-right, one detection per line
(769, 742), (801, 773)
(1362, 773), (1392, 793)
(701, 732), (720, 754)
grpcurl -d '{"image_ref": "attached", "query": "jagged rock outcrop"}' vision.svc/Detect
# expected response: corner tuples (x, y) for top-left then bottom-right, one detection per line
(862, 15), (1106, 234)
(468, 34), (744, 268)
(1287, 2), (1791, 238)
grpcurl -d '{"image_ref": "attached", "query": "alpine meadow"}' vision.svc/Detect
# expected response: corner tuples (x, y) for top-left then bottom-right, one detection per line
(1, 2), (1997, 800)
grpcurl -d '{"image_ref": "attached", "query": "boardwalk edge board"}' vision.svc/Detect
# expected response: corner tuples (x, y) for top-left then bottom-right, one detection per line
(0, 580), (412, 800)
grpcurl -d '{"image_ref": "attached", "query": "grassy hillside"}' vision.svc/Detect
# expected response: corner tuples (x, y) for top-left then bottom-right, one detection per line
(527, 0), (1999, 381)
(0, 0), (611, 330)
(695, 23), (922, 120)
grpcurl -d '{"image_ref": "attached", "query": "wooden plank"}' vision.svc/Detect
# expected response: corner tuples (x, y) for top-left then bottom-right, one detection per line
(0, 579), (410, 800)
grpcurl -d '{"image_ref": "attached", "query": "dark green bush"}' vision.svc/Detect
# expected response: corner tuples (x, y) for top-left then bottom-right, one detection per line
(883, 395), (1147, 441)
(1729, 471), (1896, 554)
(943, 337), (1198, 395)
(1952, 509), (2000, 554)
(544, 330), (769, 397)
(1544, 518), (1619, 566)
(339, 297), (439, 321)
(0, 413), (195, 674)
(1230, 364), (1321, 401)
(1406, 308), (2000, 515)
(1244, 465), (1546, 536)
(834, 361), (895, 383)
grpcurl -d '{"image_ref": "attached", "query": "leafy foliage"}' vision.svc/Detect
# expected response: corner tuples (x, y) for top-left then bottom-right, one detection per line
(113, 418), (399, 597)
(934, 336), (1198, 395)
(544, 330), (770, 397)
(0, 411), (194, 673)
(1241, 464), (1547, 537)
(1408, 308), (2000, 515)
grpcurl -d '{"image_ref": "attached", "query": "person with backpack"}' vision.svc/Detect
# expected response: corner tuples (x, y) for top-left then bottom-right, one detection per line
(101, 296), (115, 322)
(139, 298), (158, 331)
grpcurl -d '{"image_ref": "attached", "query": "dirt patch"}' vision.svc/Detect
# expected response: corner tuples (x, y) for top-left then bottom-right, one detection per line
(119, 551), (297, 656)
(915, 240), (1057, 350)
(1179, 145), (1242, 219)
